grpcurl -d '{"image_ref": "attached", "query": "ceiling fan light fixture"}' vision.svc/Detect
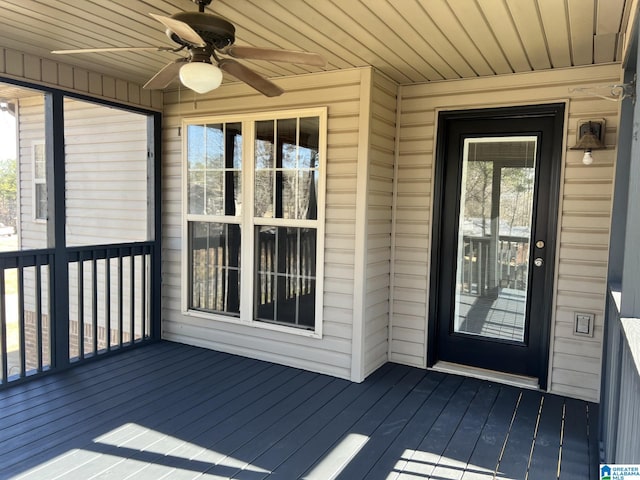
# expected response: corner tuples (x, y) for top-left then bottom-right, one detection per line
(179, 61), (223, 93)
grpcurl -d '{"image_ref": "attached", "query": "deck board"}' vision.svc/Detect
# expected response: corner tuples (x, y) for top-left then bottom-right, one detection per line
(0, 341), (599, 480)
(0, 345), (228, 471)
(527, 394), (564, 479)
(395, 377), (485, 479)
(334, 371), (447, 479)
(460, 386), (521, 480)
(430, 382), (501, 480)
(368, 374), (464, 479)
(238, 365), (412, 479)
(70, 362), (300, 480)
(271, 368), (427, 479)
(497, 389), (542, 478)
(559, 398), (591, 479)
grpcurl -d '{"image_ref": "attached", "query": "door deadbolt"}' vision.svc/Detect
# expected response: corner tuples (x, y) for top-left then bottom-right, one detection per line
(536, 240), (545, 249)
(534, 257), (544, 267)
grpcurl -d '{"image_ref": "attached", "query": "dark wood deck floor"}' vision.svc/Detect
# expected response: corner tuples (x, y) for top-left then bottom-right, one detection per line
(0, 341), (598, 480)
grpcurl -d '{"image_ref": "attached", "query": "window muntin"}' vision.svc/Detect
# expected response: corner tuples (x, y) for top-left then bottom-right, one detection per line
(184, 110), (325, 334)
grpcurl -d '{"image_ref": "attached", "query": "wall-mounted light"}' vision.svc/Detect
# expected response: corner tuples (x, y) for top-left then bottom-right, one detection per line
(571, 120), (605, 165)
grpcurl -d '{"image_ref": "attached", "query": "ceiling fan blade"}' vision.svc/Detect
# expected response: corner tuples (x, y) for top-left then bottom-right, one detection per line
(149, 13), (205, 47)
(218, 59), (284, 97)
(222, 46), (326, 67)
(52, 47), (174, 54)
(143, 58), (188, 90)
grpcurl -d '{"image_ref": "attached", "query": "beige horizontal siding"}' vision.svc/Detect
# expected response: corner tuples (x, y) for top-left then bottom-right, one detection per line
(363, 71), (397, 378)
(161, 69), (367, 380)
(64, 98), (149, 246)
(393, 64), (621, 401)
(0, 47), (162, 111)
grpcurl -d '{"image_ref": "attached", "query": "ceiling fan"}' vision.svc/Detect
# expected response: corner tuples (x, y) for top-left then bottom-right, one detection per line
(52, 0), (326, 97)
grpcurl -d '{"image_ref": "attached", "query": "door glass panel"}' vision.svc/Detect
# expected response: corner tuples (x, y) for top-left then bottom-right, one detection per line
(453, 137), (536, 342)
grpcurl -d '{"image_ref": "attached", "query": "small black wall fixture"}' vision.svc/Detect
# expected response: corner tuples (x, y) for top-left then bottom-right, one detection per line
(571, 119), (606, 165)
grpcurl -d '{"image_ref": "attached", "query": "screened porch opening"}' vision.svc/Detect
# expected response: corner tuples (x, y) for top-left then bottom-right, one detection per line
(0, 79), (161, 388)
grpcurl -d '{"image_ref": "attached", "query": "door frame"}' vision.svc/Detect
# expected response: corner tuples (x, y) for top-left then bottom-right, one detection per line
(427, 104), (565, 390)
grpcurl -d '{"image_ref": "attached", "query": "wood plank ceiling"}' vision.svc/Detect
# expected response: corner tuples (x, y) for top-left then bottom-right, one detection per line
(0, 0), (631, 90)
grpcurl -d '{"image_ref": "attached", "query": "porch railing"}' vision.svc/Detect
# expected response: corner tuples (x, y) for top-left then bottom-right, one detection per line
(0, 249), (54, 383)
(0, 242), (156, 387)
(460, 235), (529, 295)
(600, 285), (640, 463)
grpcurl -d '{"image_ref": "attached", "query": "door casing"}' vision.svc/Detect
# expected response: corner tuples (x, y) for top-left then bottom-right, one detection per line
(427, 104), (565, 390)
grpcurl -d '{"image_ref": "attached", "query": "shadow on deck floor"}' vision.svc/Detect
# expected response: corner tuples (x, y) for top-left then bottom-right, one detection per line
(0, 341), (598, 479)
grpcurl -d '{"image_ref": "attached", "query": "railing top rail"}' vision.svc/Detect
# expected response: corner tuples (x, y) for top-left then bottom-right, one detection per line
(0, 251), (53, 269)
(0, 241), (155, 268)
(462, 234), (530, 243)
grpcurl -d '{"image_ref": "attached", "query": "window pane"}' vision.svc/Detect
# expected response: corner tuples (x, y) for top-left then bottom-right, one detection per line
(254, 226), (316, 329)
(300, 228), (317, 278)
(255, 226), (276, 322)
(189, 221), (240, 315)
(205, 124), (224, 169)
(298, 279), (316, 328)
(254, 171), (273, 217)
(255, 121), (274, 169)
(277, 118), (297, 169)
(281, 171), (296, 219)
(230, 171), (242, 216)
(298, 170), (318, 220)
(229, 122), (243, 169)
(300, 116), (319, 154)
(188, 171), (205, 214)
(34, 144), (45, 179)
(205, 170), (224, 216)
(35, 184), (47, 220)
(187, 125), (205, 170)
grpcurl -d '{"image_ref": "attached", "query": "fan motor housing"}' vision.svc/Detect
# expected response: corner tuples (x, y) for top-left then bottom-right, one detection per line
(171, 12), (235, 49)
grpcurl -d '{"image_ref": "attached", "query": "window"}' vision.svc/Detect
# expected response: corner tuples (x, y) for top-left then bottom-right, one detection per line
(183, 109), (326, 335)
(187, 122), (242, 316)
(33, 142), (46, 221)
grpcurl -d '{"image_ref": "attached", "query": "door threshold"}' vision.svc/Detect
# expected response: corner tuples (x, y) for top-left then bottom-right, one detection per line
(431, 361), (540, 390)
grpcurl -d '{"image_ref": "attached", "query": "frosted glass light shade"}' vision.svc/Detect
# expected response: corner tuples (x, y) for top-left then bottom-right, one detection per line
(179, 62), (223, 94)
(582, 150), (593, 165)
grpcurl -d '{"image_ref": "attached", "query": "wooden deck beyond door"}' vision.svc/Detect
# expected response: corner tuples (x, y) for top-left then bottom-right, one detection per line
(0, 342), (598, 479)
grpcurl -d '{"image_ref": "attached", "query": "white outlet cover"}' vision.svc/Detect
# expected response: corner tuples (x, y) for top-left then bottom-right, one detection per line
(575, 312), (594, 337)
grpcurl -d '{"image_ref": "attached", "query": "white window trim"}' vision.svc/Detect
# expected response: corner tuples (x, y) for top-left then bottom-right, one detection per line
(32, 141), (46, 223)
(181, 108), (327, 339)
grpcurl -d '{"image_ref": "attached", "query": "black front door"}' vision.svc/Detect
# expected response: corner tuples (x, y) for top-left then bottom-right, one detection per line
(429, 104), (564, 388)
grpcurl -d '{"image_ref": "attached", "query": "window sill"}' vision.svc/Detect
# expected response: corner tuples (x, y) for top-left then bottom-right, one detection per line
(182, 308), (322, 339)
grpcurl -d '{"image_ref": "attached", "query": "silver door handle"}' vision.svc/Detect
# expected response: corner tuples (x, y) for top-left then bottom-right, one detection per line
(534, 258), (544, 267)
